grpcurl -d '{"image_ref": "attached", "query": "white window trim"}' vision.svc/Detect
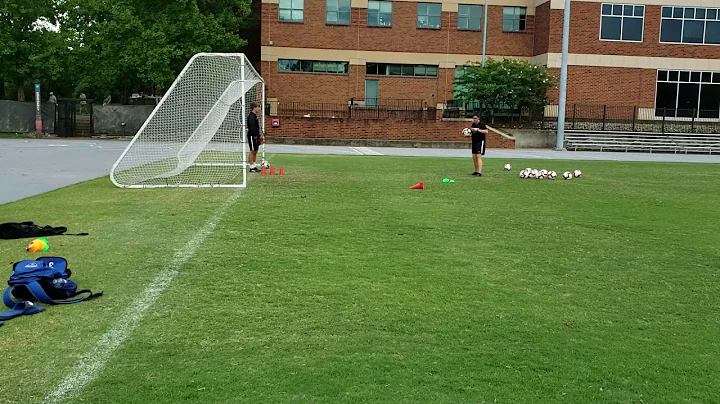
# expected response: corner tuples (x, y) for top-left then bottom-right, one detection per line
(458, 4), (483, 31)
(502, 6), (527, 33)
(659, 6), (720, 47)
(417, 2), (442, 30)
(654, 69), (720, 121)
(326, 0), (352, 25)
(598, 3), (645, 43)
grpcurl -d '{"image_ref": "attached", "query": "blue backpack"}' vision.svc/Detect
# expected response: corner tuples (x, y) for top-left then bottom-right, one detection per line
(1, 257), (102, 326)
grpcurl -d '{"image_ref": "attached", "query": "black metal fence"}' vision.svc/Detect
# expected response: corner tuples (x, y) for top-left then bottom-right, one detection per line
(540, 105), (720, 134)
(442, 100), (544, 129)
(264, 99), (720, 134)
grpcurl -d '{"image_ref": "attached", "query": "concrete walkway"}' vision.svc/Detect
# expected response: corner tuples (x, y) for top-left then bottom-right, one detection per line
(1, 138), (719, 205)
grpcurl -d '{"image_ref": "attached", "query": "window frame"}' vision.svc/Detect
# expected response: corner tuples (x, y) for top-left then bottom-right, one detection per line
(502, 7), (527, 32)
(458, 4), (483, 31)
(368, 0), (393, 27)
(278, 0), (304, 23)
(365, 63), (439, 78)
(659, 6), (720, 46)
(599, 3), (645, 43)
(654, 69), (720, 119)
(278, 59), (350, 75)
(416, 2), (442, 30)
(326, 0), (351, 25)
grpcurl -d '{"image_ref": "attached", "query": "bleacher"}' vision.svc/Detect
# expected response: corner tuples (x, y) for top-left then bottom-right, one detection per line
(564, 131), (720, 154)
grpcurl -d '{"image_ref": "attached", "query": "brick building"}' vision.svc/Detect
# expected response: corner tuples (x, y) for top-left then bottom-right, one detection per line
(260, 0), (720, 121)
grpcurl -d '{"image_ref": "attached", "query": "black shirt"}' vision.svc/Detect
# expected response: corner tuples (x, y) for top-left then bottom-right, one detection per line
(247, 111), (260, 137)
(471, 122), (486, 139)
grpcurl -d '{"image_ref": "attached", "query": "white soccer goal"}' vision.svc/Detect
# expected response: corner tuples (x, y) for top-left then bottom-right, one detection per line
(110, 53), (264, 188)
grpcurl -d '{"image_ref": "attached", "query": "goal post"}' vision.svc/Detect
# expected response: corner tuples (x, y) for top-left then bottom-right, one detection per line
(110, 53), (265, 188)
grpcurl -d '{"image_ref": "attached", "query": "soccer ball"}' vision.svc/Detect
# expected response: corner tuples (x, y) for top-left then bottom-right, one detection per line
(519, 170), (527, 178)
(462, 128), (472, 137)
(563, 171), (573, 180)
(574, 169), (583, 178)
(547, 171), (557, 179)
(504, 164), (512, 171)
(531, 169), (539, 178)
(539, 169), (548, 177)
(261, 160), (270, 169)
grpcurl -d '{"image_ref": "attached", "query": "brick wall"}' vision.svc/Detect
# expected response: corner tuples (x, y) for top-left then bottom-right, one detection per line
(564, 4), (720, 59)
(547, 66), (656, 108)
(264, 116), (515, 148)
(533, 2), (550, 56)
(263, 3), (533, 56)
(264, 61), (456, 105)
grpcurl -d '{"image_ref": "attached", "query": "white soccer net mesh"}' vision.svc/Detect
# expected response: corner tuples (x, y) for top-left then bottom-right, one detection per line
(110, 53), (264, 188)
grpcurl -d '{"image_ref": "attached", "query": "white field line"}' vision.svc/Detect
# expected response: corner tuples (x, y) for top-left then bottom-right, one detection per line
(44, 190), (243, 404)
(350, 147), (383, 155)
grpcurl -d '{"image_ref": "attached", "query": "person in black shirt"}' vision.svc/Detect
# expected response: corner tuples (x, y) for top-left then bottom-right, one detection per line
(246, 102), (262, 172)
(470, 114), (488, 176)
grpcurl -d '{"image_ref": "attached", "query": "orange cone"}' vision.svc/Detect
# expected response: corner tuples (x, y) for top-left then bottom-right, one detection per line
(261, 165), (267, 176)
(410, 182), (424, 190)
(269, 165), (275, 176)
(279, 166), (284, 176)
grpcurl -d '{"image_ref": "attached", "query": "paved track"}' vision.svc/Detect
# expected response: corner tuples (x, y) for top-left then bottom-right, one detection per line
(1, 138), (719, 204)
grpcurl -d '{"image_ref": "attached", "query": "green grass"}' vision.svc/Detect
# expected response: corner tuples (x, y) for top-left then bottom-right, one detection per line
(1, 154), (719, 403)
(0, 132), (32, 138)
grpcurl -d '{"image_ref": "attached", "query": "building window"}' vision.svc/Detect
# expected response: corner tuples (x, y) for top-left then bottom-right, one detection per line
(656, 69), (720, 119)
(417, 3), (442, 29)
(326, 0), (351, 25)
(502, 7), (526, 32)
(366, 63), (438, 77)
(600, 4), (644, 41)
(278, 59), (350, 74)
(368, 0), (392, 27)
(660, 7), (720, 45)
(458, 4), (482, 31)
(279, 0), (304, 22)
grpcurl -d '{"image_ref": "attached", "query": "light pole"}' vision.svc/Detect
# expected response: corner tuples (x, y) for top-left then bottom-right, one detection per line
(556, 0), (571, 150)
(481, 0), (488, 66)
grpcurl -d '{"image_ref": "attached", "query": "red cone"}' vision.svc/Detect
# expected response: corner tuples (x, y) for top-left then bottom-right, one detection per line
(269, 165), (275, 176)
(261, 165), (266, 176)
(410, 182), (424, 190)
(279, 166), (284, 176)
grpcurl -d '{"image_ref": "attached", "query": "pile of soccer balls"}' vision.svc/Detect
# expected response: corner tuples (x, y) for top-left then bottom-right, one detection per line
(504, 164), (582, 180)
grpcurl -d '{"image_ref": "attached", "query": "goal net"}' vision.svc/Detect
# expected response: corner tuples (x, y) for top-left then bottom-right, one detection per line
(110, 53), (264, 188)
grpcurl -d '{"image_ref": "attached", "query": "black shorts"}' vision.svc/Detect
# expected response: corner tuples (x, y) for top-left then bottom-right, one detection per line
(472, 136), (486, 155)
(248, 135), (260, 151)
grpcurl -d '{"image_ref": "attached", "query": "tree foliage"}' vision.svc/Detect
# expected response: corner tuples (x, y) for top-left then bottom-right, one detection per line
(453, 59), (557, 118)
(0, 0), (64, 100)
(1, 0), (254, 102)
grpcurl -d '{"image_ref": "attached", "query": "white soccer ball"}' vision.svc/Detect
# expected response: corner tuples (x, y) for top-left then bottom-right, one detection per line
(462, 128), (472, 137)
(519, 170), (527, 178)
(563, 171), (573, 180)
(547, 171), (557, 179)
(574, 169), (583, 178)
(504, 164), (512, 171)
(261, 160), (270, 169)
(531, 169), (538, 178)
(539, 169), (548, 177)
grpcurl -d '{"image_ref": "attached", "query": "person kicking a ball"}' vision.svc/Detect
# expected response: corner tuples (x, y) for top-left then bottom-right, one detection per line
(470, 114), (488, 176)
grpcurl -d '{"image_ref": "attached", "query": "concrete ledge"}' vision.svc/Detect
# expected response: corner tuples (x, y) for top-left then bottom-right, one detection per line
(266, 137), (472, 149)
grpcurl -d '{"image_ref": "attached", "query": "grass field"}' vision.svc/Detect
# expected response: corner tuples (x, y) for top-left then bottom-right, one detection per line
(1, 154), (719, 403)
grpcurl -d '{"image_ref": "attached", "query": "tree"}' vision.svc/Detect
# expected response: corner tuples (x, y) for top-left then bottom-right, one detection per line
(60, 0), (253, 103)
(453, 59), (557, 122)
(0, 0), (66, 101)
